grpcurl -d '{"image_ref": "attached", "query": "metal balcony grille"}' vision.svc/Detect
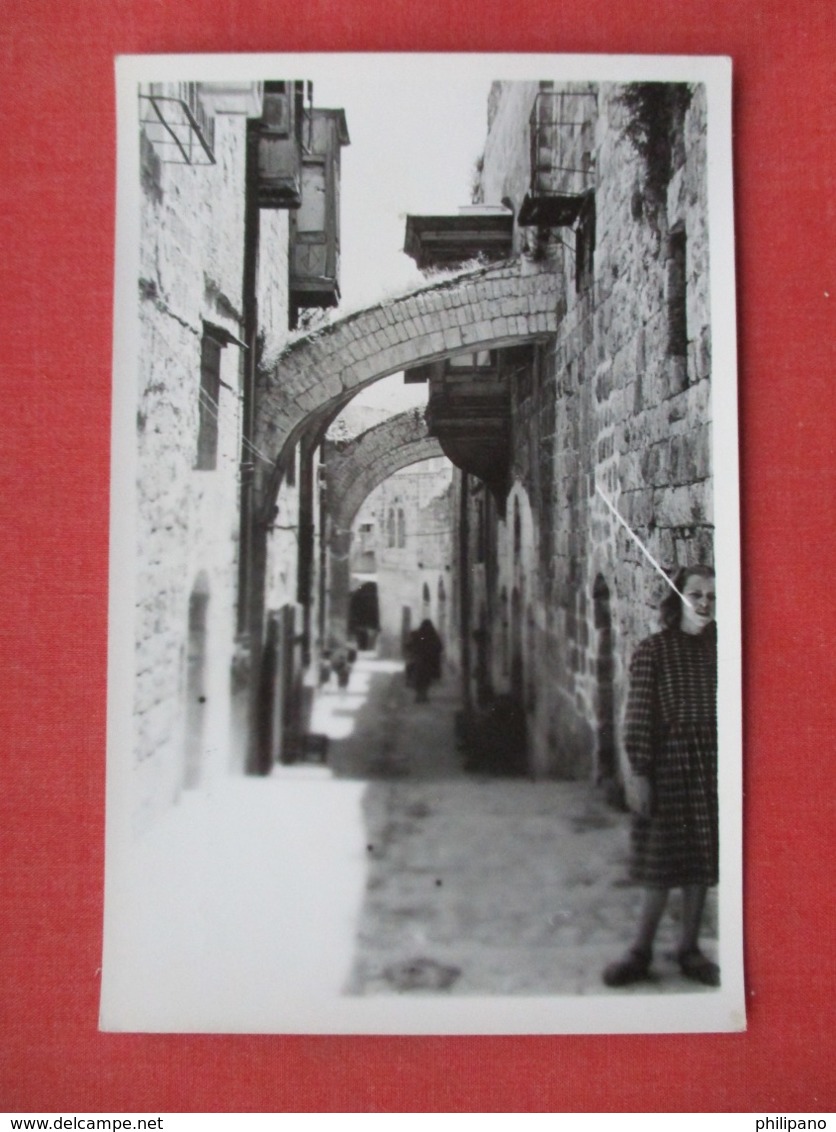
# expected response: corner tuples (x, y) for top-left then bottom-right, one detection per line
(140, 83), (216, 166)
(518, 89), (596, 227)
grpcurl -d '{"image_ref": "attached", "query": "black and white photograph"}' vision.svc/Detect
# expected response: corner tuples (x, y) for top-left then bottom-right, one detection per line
(101, 53), (742, 1034)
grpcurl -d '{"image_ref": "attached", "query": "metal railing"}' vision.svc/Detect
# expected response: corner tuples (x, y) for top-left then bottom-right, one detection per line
(140, 83), (216, 165)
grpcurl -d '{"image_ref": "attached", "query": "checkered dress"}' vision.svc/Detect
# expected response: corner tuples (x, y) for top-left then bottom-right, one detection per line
(625, 624), (718, 888)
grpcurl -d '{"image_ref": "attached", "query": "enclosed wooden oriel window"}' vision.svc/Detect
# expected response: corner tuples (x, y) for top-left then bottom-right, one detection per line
(256, 81), (308, 209)
(290, 109), (350, 326)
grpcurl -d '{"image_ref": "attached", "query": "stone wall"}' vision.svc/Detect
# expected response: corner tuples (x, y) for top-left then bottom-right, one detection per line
(473, 80), (713, 782)
(135, 106), (252, 826)
(134, 89), (300, 824)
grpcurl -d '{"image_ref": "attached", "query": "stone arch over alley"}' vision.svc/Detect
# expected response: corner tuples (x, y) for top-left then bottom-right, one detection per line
(323, 409), (444, 645)
(325, 409), (442, 534)
(255, 256), (562, 515)
(245, 254), (563, 772)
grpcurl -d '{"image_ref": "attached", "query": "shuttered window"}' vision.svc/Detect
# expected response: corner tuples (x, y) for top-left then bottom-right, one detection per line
(195, 332), (222, 470)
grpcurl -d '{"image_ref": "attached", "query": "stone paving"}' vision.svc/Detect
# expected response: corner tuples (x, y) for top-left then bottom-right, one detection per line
(310, 654), (718, 998)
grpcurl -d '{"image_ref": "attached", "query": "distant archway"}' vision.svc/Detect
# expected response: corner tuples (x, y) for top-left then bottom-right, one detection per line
(323, 411), (445, 644)
(324, 409), (443, 536)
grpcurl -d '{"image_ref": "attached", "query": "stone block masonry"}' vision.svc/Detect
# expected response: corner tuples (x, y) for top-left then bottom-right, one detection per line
(471, 80), (714, 783)
(134, 98), (292, 826)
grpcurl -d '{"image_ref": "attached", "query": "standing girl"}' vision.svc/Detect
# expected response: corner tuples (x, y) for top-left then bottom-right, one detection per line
(603, 565), (720, 988)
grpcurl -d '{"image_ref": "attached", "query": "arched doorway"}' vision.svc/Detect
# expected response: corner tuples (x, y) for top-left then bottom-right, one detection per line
(437, 576), (447, 643)
(500, 586), (509, 678)
(184, 572), (210, 789)
(510, 584), (524, 704)
(592, 574), (617, 783)
(349, 581), (380, 651)
(476, 601), (491, 705)
(421, 581), (431, 621)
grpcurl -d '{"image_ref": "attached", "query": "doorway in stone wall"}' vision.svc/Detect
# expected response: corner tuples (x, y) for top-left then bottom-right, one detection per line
(592, 574), (617, 784)
(349, 581), (380, 650)
(476, 601), (490, 704)
(184, 572), (210, 789)
(437, 576), (447, 645)
(400, 605), (412, 657)
(510, 585), (524, 704)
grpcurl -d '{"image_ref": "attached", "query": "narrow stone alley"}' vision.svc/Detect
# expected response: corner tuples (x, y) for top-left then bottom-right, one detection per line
(309, 653), (718, 998)
(103, 649), (718, 1032)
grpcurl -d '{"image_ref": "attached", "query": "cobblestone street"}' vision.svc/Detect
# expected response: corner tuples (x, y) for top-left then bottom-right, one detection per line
(106, 652), (718, 1031)
(311, 654), (718, 998)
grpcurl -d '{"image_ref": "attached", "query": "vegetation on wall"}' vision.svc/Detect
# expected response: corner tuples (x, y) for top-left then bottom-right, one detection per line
(470, 152), (485, 204)
(620, 82), (692, 210)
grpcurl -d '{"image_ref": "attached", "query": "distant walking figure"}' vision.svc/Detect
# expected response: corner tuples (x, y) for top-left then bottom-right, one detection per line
(331, 646), (353, 690)
(603, 565), (719, 988)
(406, 619), (443, 703)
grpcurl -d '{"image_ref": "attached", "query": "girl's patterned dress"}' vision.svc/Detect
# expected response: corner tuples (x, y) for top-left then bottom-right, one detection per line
(625, 624), (718, 888)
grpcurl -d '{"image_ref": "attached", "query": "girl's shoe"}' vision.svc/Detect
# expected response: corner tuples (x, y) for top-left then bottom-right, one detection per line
(677, 948), (720, 987)
(602, 947), (652, 987)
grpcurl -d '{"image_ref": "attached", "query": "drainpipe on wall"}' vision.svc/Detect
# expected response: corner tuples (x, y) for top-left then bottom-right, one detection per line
(297, 436), (316, 668)
(318, 472), (329, 651)
(238, 119), (260, 641)
(459, 472), (472, 715)
(239, 118), (266, 775)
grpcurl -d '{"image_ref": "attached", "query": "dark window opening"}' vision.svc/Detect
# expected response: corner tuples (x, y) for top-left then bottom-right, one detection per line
(666, 225), (687, 357)
(284, 445), (296, 486)
(575, 194), (596, 294)
(196, 331), (224, 470)
(448, 349), (493, 370)
(476, 494), (487, 564)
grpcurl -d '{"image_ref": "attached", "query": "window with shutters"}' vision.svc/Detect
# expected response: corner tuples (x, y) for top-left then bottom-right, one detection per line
(194, 322), (241, 471)
(195, 331), (223, 470)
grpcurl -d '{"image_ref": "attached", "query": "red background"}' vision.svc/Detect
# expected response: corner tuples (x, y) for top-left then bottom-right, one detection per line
(1, 0), (834, 1113)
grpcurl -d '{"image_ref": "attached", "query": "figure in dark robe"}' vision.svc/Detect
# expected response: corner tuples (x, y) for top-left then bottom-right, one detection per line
(406, 620), (443, 703)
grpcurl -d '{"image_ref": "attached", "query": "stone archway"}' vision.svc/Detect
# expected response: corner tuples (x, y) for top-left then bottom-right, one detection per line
(325, 409), (442, 536)
(244, 254), (562, 771)
(323, 408), (444, 643)
(256, 257), (561, 515)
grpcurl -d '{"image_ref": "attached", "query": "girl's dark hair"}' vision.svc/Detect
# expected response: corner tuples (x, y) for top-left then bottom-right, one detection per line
(660, 564), (715, 629)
